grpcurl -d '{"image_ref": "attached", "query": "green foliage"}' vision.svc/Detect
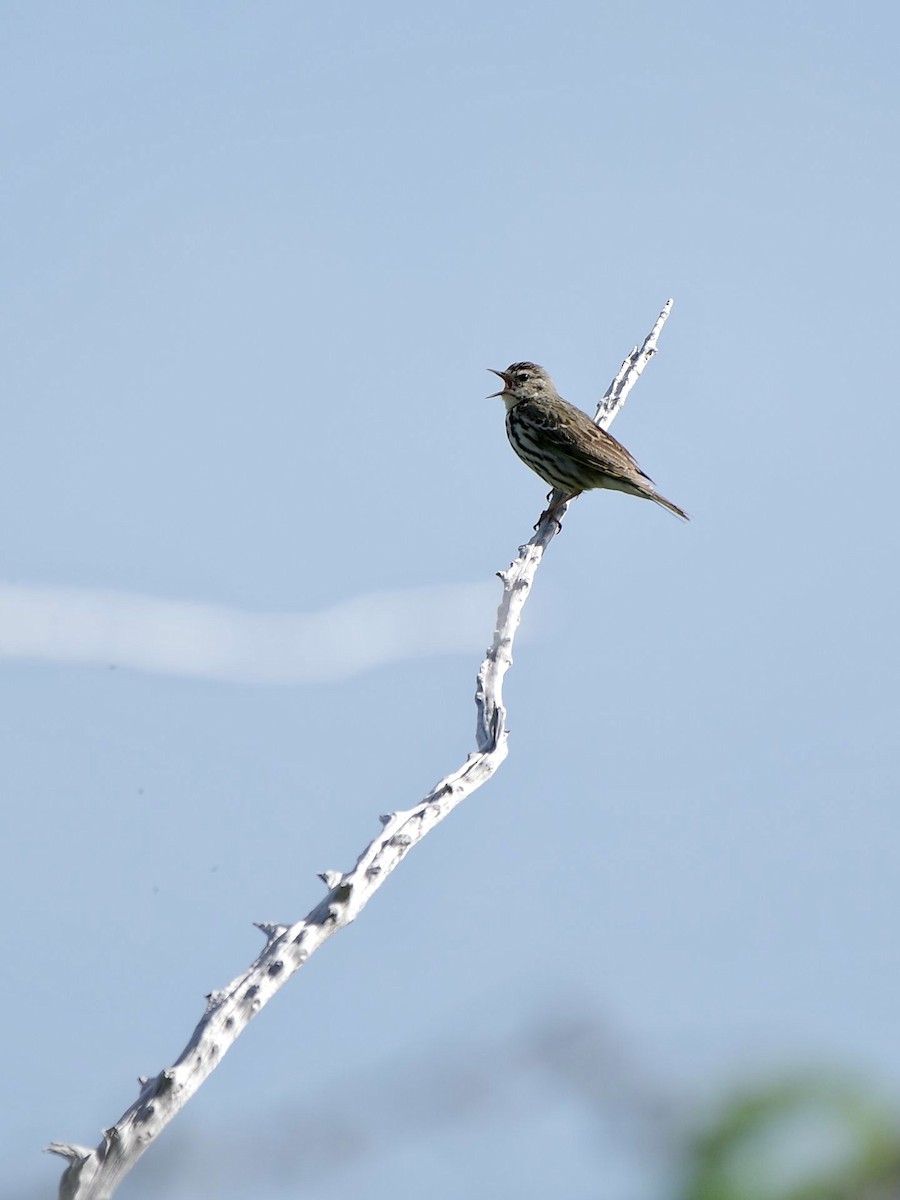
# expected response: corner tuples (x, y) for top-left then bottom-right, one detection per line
(680, 1078), (900, 1200)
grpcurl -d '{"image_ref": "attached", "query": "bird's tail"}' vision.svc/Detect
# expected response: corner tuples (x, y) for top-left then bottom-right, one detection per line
(652, 490), (690, 521)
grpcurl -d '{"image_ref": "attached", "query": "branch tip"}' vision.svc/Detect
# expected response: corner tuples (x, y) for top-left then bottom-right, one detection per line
(253, 921), (287, 940)
(46, 1142), (89, 1162)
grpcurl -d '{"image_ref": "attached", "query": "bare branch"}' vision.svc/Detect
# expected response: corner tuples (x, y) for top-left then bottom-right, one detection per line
(47, 299), (674, 1199)
(595, 298), (673, 431)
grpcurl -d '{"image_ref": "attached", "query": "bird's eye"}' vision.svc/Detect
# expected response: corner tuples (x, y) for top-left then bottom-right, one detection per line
(516, 372), (530, 383)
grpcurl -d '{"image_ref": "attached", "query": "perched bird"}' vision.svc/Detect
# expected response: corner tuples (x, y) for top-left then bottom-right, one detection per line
(489, 362), (688, 521)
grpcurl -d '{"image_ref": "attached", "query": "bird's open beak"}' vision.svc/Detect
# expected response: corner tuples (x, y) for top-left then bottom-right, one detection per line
(487, 368), (509, 398)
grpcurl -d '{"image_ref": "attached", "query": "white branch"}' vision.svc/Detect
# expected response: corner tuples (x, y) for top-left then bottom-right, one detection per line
(595, 298), (672, 431)
(47, 299), (674, 1200)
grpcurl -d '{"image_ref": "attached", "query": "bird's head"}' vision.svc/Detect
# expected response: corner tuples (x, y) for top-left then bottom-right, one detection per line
(487, 362), (555, 409)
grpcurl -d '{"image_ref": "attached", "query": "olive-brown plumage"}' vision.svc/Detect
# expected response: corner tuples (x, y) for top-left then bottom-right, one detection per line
(490, 362), (688, 520)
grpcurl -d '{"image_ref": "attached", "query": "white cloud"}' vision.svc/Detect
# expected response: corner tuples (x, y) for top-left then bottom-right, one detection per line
(0, 581), (498, 684)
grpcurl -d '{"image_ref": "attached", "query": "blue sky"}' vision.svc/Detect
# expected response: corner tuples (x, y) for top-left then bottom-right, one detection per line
(3, 3), (899, 1197)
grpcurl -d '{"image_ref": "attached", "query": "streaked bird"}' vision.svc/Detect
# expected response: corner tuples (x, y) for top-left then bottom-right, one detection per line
(489, 362), (688, 521)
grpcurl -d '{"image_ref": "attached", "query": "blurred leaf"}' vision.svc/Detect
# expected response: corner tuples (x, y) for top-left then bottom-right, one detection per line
(681, 1077), (900, 1200)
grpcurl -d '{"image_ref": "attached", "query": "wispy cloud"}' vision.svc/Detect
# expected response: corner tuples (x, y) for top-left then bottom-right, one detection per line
(0, 581), (498, 684)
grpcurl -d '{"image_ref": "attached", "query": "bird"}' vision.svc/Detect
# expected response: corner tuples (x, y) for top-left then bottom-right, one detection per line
(488, 362), (688, 521)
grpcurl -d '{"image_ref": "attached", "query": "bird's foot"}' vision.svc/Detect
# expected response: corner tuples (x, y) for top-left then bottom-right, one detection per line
(536, 499), (566, 533)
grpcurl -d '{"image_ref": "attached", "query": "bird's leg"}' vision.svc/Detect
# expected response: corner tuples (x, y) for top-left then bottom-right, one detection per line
(535, 489), (557, 531)
(535, 490), (573, 533)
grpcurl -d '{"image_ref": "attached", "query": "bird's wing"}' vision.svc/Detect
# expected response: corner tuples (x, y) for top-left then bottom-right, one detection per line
(522, 397), (654, 483)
